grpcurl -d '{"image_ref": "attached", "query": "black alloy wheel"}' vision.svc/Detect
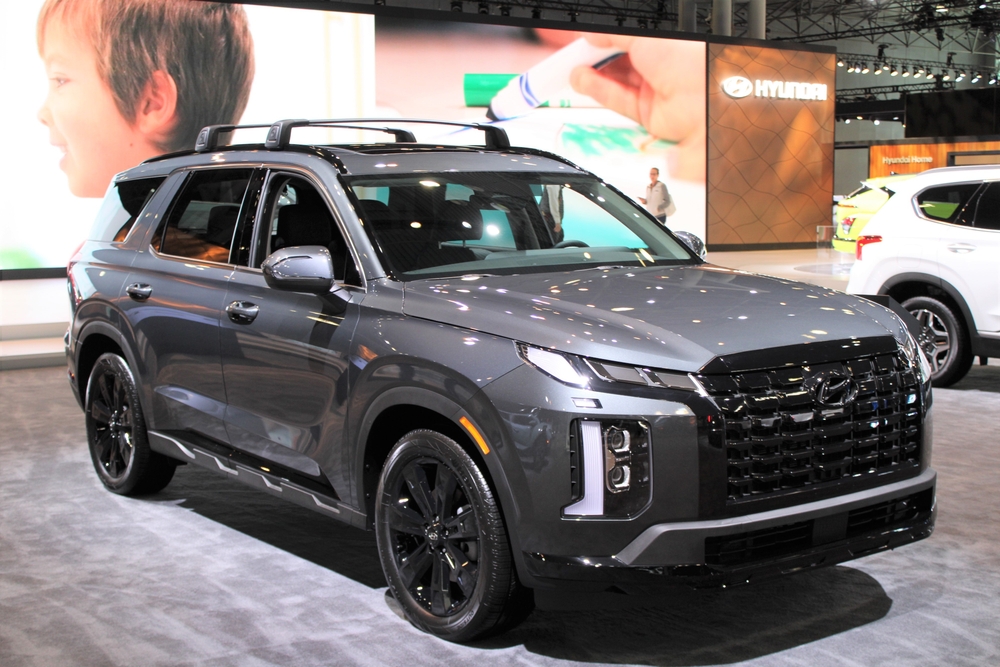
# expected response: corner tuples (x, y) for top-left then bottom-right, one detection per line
(85, 353), (177, 495)
(902, 295), (973, 387)
(375, 429), (531, 642)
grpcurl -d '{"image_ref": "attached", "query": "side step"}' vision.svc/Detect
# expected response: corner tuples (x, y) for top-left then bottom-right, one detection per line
(148, 430), (366, 529)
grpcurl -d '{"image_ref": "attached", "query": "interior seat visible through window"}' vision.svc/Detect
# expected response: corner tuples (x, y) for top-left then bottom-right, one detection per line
(260, 175), (359, 285)
(156, 168), (253, 263)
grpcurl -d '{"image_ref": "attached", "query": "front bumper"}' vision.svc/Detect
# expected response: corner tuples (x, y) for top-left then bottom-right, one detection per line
(524, 467), (935, 590)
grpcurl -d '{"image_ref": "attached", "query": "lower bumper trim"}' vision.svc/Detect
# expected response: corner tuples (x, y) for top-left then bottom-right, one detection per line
(524, 470), (936, 590)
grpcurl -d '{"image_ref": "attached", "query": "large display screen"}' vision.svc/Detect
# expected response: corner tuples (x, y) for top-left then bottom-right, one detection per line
(2, 1), (832, 271)
(4, 1), (374, 271)
(1, 1), (709, 272)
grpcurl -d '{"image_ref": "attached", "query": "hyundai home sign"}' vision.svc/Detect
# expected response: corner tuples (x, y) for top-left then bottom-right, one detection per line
(722, 76), (828, 101)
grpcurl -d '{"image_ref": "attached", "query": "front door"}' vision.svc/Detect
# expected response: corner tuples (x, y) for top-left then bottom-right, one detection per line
(219, 171), (363, 492)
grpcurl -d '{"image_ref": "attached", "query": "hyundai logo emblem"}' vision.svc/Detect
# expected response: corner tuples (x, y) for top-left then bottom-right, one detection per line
(804, 369), (859, 408)
(722, 76), (753, 99)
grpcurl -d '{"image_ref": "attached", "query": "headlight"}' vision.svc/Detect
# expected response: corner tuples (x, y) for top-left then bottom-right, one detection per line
(899, 325), (932, 384)
(516, 343), (705, 393)
(516, 344), (590, 386)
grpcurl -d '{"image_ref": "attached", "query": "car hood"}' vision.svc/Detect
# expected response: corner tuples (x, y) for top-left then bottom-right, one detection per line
(401, 265), (901, 372)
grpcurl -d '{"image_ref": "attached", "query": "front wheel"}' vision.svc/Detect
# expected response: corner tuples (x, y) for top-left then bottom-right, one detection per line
(375, 429), (531, 642)
(85, 353), (177, 495)
(902, 295), (973, 387)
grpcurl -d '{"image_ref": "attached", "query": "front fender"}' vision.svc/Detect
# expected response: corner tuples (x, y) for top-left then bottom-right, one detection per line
(349, 360), (540, 586)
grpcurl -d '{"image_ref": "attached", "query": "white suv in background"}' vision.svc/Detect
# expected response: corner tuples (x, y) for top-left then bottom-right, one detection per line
(847, 165), (1000, 386)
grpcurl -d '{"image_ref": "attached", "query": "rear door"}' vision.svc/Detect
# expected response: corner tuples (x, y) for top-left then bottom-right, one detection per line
(219, 170), (363, 493)
(935, 181), (1000, 333)
(122, 166), (263, 443)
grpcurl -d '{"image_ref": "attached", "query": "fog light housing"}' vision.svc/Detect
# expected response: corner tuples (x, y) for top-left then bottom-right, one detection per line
(564, 419), (650, 518)
(605, 426), (630, 454)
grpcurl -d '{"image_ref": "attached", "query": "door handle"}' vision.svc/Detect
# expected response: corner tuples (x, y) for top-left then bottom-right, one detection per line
(126, 283), (153, 301)
(946, 243), (976, 253)
(226, 300), (259, 324)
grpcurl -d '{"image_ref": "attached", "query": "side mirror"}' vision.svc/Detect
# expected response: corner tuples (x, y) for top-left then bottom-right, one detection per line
(673, 231), (707, 259)
(262, 246), (335, 293)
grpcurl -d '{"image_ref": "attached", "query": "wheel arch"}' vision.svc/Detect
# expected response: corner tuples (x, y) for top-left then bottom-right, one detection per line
(356, 386), (501, 521)
(878, 273), (976, 344)
(354, 381), (536, 586)
(75, 324), (135, 407)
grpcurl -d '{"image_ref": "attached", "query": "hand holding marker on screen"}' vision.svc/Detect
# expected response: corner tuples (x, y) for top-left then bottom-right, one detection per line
(486, 38), (624, 120)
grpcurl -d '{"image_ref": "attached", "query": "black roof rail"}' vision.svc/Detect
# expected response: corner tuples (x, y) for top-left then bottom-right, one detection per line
(327, 124), (417, 143)
(263, 118), (511, 150)
(194, 123), (271, 153)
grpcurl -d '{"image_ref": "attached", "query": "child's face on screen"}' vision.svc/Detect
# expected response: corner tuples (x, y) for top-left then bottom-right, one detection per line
(38, 18), (160, 198)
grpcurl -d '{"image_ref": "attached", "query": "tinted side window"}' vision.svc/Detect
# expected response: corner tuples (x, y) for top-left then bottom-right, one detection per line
(257, 174), (362, 285)
(970, 182), (1000, 231)
(90, 177), (166, 243)
(157, 169), (253, 263)
(915, 183), (981, 223)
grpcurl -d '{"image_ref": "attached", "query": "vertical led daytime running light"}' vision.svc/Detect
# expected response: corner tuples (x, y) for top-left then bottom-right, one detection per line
(564, 421), (604, 516)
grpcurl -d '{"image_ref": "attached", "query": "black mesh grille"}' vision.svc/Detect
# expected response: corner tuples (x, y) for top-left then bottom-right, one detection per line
(703, 489), (933, 566)
(705, 520), (813, 566)
(846, 488), (934, 538)
(698, 351), (923, 503)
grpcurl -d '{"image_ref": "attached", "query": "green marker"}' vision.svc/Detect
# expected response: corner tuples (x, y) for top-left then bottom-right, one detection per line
(463, 73), (599, 109)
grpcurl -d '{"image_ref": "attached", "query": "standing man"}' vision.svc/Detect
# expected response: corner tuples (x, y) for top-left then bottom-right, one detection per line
(639, 167), (671, 224)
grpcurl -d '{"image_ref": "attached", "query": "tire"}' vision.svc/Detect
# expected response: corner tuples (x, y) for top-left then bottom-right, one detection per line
(902, 295), (973, 387)
(375, 429), (532, 642)
(85, 353), (177, 495)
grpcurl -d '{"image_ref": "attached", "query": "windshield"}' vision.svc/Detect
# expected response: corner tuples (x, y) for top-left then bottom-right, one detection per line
(346, 172), (698, 280)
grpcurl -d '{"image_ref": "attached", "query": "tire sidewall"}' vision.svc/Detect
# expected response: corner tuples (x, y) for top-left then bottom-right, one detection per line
(374, 430), (500, 641)
(903, 295), (970, 386)
(85, 352), (150, 494)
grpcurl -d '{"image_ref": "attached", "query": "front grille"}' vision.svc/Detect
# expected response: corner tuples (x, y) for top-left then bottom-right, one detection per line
(698, 351), (923, 503)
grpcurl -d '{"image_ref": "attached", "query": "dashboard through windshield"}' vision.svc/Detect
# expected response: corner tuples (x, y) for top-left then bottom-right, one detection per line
(346, 172), (698, 280)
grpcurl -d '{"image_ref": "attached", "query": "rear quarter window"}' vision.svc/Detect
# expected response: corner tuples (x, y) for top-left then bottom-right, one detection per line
(914, 182), (981, 223)
(90, 178), (167, 242)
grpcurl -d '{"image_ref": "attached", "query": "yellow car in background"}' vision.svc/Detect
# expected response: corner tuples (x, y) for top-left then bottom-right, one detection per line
(833, 174), (915, 254)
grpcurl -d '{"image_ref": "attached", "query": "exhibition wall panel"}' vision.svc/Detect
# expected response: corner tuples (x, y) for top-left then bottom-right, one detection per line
(869, 139), (1000, 177)
(707, 44), (836, 249)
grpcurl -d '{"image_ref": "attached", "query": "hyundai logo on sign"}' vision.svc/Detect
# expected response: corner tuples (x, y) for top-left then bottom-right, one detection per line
(722, 76), (828, 101)
(722, 76), (754, 98)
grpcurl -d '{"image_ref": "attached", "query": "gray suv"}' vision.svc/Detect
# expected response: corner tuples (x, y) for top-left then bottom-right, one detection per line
(67, 119), (936, 642)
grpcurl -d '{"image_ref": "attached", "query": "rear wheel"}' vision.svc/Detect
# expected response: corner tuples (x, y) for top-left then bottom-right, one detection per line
(85, 353), (177, 495)
(375, 429), (531, 642)
(902, 295), (973, 387)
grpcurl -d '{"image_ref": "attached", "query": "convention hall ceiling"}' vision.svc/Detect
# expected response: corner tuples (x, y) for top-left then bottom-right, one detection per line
(250, 0), (1000, 105)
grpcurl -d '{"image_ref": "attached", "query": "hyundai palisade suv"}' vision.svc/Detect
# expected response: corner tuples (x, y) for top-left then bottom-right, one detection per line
(67, 119), (937, 642)
(847, 165), (1000, 386)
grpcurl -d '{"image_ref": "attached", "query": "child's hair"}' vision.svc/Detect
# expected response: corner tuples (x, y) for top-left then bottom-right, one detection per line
(38, 0), (255, 152)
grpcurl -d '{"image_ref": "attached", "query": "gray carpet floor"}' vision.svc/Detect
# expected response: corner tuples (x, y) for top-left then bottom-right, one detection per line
(1, 365), (998, 667)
